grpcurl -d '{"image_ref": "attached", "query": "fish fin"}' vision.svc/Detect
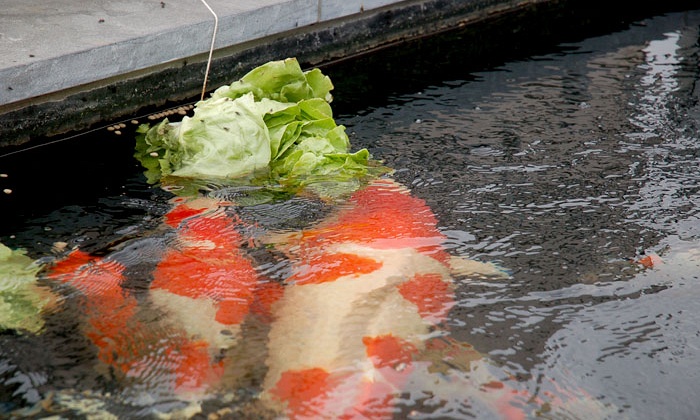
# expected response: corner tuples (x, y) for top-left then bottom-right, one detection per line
(448, 256), (510, 279)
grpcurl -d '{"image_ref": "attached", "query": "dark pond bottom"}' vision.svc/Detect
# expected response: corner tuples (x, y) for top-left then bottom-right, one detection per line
(2, 4), (700, 419)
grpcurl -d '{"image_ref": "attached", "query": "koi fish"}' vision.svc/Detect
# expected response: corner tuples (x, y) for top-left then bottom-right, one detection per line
(42, 181), (612, 418)
(635, 252), (663, 269)
(47, 248), (151, 379)
(260, 179), (518, 418)
(45, 197), (260, 400)
(150, 198), (258, 350)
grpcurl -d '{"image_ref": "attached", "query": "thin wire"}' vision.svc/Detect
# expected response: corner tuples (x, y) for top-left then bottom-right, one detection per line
(0, 102), (196, 160)
(0, 131), (102, 159)
(199, 0), (219, 101)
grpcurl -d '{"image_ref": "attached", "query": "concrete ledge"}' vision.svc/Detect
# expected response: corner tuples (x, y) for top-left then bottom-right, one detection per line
(1, 0), (315, 105)
(2, 0), (686, 147)
(3, 0), (556, 147)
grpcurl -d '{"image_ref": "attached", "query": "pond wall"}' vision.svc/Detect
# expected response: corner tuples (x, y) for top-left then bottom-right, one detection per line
(0, 0), (688, 147)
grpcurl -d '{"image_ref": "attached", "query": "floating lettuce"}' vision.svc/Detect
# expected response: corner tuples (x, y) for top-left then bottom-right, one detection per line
(135, 58), (380, 196)
(0, 243), (50, 334)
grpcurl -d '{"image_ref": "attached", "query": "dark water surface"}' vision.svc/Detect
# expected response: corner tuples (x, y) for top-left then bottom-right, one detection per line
(329, 8), (700, 418)
(2, 5), (700, 419)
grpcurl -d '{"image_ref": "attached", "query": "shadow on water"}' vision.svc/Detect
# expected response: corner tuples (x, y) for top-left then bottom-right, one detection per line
(2, 1), (700, 418)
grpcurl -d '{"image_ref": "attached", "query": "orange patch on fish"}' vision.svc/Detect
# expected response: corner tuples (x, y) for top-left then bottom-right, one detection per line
(47, 249), (95, 280)
(168, 339), (224, 393)
(74, 260), (126, 296)
(288, 253), (383, 285)
(346, 380), (395, 420)
(299, 181), (451, 263)
(178, 214), (243, 248)
(491, 391), (528, 420)
(164, 203), (208, 228)
(85, 299), (139, 371)
(482, 380), (506, 390)
(398, 273), (454, 321)
(354, 335), (419, 418)
(47, 249), (127, 300)
(151, 249), (258, 326)
(152, 212), (259, 326)
(270, 367), (336, 418)
(363, 334), (418, 369)
(215, 298), (253, 326)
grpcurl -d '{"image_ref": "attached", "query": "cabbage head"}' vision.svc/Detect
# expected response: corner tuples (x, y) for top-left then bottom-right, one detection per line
(135, 58), (381, 197)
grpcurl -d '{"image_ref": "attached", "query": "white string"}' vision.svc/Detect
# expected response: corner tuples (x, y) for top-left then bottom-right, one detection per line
(199, 0), (219, 101)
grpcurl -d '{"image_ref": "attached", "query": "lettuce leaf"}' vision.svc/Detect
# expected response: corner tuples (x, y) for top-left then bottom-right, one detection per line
(209, 58), (334, 103)
(135, 58), (383, 197)
(0, 243), (50, 334)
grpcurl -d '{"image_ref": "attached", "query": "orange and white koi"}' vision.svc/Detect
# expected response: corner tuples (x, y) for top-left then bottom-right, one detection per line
(148, 198), (261, 396)
(260, 179), (516, 418)
(45, 197), (260, 399)
(43, 180), (613, 417)
(150, 199), (258, 346)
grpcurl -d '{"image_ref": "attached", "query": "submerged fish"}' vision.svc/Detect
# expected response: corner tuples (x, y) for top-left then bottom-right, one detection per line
(48, 249), (141, 377)
(260, 179), (520, 418)
(45, 197), (260, 401)
(42, 180), (609, 418)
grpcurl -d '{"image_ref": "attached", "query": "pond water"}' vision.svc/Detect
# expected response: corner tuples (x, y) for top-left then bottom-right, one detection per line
(2, 5), (700, 419)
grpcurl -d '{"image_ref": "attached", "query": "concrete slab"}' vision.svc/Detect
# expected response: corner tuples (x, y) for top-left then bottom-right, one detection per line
(0, 0), (315, 105)
(0, 0), (565, 147)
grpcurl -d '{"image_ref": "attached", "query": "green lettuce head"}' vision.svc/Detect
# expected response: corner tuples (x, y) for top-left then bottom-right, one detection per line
(135, 58), (384, 197)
